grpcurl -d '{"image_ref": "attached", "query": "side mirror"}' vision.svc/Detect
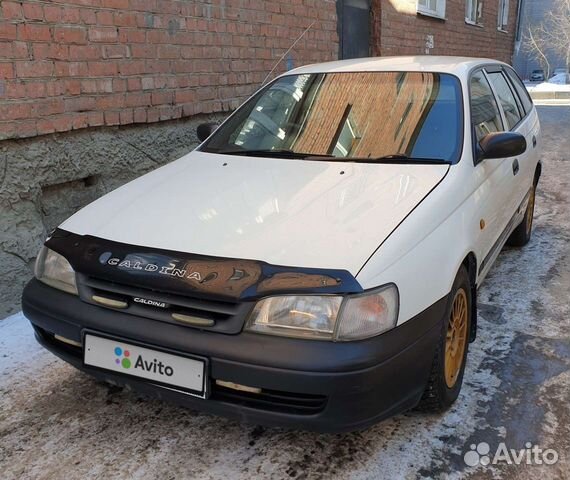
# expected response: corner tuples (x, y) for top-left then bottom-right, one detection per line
(477, 132), (527, 163)
(197, 122), (218, 142)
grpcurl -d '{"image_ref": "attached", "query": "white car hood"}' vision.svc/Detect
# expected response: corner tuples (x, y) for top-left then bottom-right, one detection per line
(60, 151), (449, 275)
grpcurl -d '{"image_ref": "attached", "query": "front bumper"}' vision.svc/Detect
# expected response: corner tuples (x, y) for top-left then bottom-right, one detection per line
(22, 279), (447, 432)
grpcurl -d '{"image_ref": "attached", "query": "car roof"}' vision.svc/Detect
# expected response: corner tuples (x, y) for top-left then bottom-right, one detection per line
(286, 56), (507, 79)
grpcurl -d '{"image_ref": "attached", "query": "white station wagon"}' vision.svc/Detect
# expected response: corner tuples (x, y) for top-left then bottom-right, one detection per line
(23, 56), (541, 432)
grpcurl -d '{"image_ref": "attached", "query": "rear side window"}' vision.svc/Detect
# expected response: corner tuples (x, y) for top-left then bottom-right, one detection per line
(470, 71), (503, 141)
(504, 68), (534, 114)
(487, 71), (522, 130)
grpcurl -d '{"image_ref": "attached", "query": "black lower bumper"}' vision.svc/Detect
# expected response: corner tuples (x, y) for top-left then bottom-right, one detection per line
(22, 279), (447, 432)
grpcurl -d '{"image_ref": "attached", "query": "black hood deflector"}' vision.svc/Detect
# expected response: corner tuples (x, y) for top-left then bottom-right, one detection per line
(46, 229), (363, 302)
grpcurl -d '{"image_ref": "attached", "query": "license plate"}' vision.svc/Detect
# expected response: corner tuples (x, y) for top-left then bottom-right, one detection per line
(84, 334), (206, 397)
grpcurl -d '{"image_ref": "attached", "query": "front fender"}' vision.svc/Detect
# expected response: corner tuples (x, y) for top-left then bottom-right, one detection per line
(356, 166), (479, 326)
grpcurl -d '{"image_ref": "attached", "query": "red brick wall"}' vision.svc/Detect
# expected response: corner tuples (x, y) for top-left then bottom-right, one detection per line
(374, 0), (518, 64)
(0, 0), (338, 140)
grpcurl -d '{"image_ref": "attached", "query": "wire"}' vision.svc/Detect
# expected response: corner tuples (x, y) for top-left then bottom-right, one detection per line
(260, 20), (316, 86)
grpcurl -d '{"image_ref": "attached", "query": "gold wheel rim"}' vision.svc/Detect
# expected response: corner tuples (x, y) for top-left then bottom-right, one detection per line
(526, 186), (535, 235)
(444, 289), (468, 389)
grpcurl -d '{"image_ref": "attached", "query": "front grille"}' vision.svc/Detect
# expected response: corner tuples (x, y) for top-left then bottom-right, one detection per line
(211, 383), (327, 415)
(76, 274), (254, 333)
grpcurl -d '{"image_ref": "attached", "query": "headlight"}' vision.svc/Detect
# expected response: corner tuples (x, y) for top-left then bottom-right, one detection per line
(35, 246), (78, 295)
(246, 295), (343, 340)
(245, 284), (398, 341)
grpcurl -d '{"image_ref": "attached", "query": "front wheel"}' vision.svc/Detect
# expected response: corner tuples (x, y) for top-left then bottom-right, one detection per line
(417, 266), (471, 412)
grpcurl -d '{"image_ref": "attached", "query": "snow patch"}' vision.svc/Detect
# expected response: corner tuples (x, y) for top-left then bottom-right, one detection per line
(526, 79), (570, 92)
(0, 312), (56, 388)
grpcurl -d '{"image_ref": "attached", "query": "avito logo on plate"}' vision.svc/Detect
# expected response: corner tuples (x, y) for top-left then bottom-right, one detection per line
(114, 346), (131, 369)
(114, 345), (175, 377)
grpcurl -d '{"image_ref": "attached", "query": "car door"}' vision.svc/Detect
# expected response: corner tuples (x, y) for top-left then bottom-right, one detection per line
(503, 66), (541, 198)
(485, 67), (532, 216)
(469, 69), (515, 279)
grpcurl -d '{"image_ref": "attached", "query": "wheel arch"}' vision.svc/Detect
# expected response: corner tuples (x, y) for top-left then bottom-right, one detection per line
(534, 161), (542, 185)
(461, 252), (478, 342)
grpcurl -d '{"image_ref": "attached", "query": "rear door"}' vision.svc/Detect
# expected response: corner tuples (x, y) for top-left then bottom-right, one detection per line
(504, 66), (541, 191)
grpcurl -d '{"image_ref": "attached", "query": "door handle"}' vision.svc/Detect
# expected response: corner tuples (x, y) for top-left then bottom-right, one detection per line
(532, 136), (537, 148)
(512, 158), (520, 176)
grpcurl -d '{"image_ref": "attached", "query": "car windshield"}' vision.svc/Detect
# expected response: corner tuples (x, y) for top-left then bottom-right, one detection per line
(200, 71), (463, 163)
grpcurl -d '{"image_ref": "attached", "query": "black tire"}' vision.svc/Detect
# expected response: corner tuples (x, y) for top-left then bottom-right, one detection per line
(417, 266), (471, 412)
(506, 184), (536, 247)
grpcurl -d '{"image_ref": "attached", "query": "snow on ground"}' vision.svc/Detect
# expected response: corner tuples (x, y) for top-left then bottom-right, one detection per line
(526, 79), (570, 92)
(1, 107), (570, 479)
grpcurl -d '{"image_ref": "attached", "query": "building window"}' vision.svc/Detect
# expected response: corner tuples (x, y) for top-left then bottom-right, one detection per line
(498, 0), (509, 31)
(417, 0), (446, 20)
(465, 0), (483, 25)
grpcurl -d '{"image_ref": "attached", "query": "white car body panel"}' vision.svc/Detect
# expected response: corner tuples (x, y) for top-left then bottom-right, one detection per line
(58, 56), (542, 325)
(358, 63), (541, 323)
(60, 151), (448, 274)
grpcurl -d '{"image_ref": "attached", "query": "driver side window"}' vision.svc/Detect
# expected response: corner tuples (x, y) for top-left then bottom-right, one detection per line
(470, 71), (503, 142)
(487, 71), (523, 130)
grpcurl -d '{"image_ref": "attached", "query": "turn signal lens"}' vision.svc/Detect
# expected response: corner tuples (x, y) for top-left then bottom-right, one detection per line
(336, 284), (399, 341)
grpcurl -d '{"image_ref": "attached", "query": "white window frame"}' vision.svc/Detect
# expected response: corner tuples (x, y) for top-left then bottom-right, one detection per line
(417, 0), (446, 20)
(465, 0), (483, 26)
(497, 0), (509, 31)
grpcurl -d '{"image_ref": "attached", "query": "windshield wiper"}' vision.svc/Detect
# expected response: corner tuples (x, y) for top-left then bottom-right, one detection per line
(207, 149), (450, 164)
(212, 148), (335, 160)
(356, 154), (451, 165)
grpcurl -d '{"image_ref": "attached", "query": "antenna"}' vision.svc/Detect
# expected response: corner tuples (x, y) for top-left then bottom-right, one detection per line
(261, 20), (316, 86)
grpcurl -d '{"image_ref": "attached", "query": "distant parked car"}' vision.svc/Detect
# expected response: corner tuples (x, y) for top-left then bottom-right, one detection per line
(530, 69), (545, 82)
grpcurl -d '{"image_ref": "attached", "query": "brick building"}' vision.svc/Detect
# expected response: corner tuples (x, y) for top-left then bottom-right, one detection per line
(0, 0), (519, 318)
(372, 0), (520, 63)
(0, 0), (338, 139)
